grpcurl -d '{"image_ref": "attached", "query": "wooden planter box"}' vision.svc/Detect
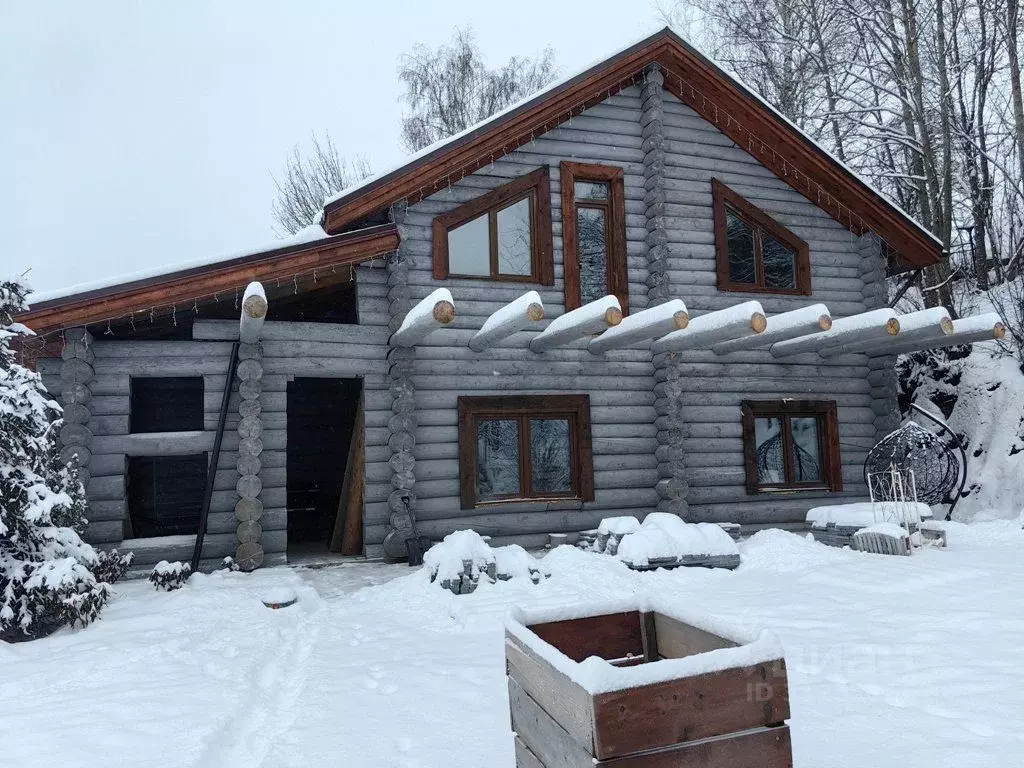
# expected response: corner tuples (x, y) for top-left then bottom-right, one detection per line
(505, 604), (791, 767)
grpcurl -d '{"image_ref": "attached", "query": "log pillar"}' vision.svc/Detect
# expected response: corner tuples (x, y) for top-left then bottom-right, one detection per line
(859, 233), (901, 439)
(59, 327), (95, 493)
(385, 202), (418, 554)
(642, 63), (688, 518)
(235, 341), (264, 570)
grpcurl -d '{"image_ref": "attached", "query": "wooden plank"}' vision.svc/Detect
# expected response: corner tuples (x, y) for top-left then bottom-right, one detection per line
(593, 725), (792, 767)
(529, 612), (643, 664)
(508, 676), (593, 768)
(591, 660), (790, 759)
(652, 613), (738, 659)
(504, 633), (595, 750)
(513, 735), (545, 768)
(334, 391), (365, 554)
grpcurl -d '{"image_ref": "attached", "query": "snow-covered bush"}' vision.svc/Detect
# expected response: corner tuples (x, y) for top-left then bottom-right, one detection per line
(148, 561), (191, 591)
(423, 530), (549, 594)
(219, 556), (240, 572)
(1, 278), (127, 642)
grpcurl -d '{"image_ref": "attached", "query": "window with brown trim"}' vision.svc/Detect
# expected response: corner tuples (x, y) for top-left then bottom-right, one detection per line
(457, 395), (595, 509)
(713, 179), (811, 295)
(560, 162), (628, 313)
(740, 400), (842, 493)
(432, 167), (554, 284)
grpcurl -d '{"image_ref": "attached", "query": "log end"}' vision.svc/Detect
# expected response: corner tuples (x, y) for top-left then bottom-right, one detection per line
(939, 316), (954, 335)
(818, 314), (833, 331)
(242, 294), (268, 320)
(433, 300), (456, 324)
(750, 312), (768, 334)
(994, 322), (1007, 340)
(604, 307), (623, 327)
(673, 310), (689, 330)
(526, 302), (545, 322)
(886, 317), (901, 336)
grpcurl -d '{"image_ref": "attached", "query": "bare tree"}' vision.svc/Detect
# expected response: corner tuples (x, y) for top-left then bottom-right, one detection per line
(398, 28), (557, 152)
(272, 132), (372, 235)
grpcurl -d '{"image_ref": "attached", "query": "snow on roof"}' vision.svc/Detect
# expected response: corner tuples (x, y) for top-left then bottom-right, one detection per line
(29, 224), (330, 306)
(322, 27), (940, 250)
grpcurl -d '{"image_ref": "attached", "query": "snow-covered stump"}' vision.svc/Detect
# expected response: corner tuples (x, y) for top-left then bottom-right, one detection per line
(59, 327), (95, 501)
(423, 531), (549, 594)
(506, 601), (791, 767)
(235, 339), (264, 571)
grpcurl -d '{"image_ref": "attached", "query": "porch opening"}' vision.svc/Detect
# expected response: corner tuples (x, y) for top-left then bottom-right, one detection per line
(286, 376), (363, 560)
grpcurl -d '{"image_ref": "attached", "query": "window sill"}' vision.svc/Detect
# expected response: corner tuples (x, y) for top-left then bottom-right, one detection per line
(717, 283), (811, 297)
(747, 486), (834, 495)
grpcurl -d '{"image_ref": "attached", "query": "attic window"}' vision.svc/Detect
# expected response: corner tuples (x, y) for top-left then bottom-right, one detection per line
(560, 162), (628, 313)
(432, 168), (554, 283)
(712, 179), (811, 295)
(130, 377), (204, 433)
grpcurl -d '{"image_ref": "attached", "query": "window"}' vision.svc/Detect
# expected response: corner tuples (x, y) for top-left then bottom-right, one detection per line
(432, 167), (553, 283)
(126, 454), (208, 538)
(130, 377), (204, 433)
(457, 395), (594, 509)
(560, 162), (628, 313)
(712, 179), (810, 295)
(741, 401), (842, 493)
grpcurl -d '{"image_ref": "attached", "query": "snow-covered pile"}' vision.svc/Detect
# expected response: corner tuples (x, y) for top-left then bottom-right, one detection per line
(148, 561), (191, 591)
(423, 530), (548, 594)
(807, 501), (933, 528)
(614, 514), (740, 568)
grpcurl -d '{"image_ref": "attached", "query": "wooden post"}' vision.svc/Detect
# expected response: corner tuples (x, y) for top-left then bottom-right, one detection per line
(234, 286), (266, 571)
(469, 291), (545, 352)
(391, 287), (456, 347)
(529, 295), (622, 353)
(588, 299), (688, 354)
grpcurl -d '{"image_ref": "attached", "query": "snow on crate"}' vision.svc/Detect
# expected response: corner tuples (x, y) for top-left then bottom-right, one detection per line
(806, 501), (932, 528)
(585, 514), (741, 570)
(423, 530), (548, 594)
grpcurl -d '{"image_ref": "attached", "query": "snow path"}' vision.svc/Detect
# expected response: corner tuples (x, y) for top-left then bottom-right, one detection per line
(2, 522), (1023, 766)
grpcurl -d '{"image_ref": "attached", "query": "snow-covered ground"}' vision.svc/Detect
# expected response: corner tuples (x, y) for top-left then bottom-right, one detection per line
(3, 523), (1023, 767)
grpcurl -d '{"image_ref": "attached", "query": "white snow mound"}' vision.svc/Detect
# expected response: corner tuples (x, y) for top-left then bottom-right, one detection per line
(616, 514), (739, 566)
(807, 501), (932, 528)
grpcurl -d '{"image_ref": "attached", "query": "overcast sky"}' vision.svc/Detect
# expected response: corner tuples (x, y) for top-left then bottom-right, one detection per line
(1, 1), (670, 297)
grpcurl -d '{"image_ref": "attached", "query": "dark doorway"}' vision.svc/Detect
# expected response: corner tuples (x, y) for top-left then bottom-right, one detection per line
(286, 377), (362, 554)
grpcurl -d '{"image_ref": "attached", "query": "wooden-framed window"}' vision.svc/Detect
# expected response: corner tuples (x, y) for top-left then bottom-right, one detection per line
(560, 162), (628, 313)
(740, 400), (842, 493)
(457, 395), (595, 509)
(712, 179), (811, 295)
(432, 167), (554, 284)
(130, 376), (204, 433)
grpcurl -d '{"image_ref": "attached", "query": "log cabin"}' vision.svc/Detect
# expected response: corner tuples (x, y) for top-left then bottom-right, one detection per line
(18, 29), (1003, 571)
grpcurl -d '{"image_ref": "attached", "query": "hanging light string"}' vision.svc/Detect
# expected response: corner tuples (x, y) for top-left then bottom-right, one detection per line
(25, 251), (394, 348)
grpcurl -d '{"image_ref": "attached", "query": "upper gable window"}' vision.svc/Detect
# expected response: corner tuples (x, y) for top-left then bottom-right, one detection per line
(712, 179), (810, 295)
(560, 162), (629, 313)
(432, 168), (553, 284)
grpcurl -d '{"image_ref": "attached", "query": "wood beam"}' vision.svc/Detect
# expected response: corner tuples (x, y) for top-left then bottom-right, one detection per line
(469, 291), (545, 352)
(769, 308), (900, 357)
(391, 288), (457, 347)
(588, 299), (689, 354)
(651, 301), (766, 354)
(819, 307), (952, 357)
(712, 304), (831, 355)
(529, 296), (622, 353)
(238, 282), (267, 344)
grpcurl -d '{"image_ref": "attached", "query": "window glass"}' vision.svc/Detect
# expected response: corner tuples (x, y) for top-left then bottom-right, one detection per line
(447, 214), (490, 276)
(790, 417), (823, 482)
(577, 207), (609, 304)
(130, 377), (203, 433)
(529, 418), (572, 494)
(476, 419), (521, 499)
(496, 197), (533, 276)
(726, 209), (757, 285)
(127, 454), (207, 538)
(762, 234), (797, 289)
(754, 417), (785, 484)
(574, 180), (609, 200)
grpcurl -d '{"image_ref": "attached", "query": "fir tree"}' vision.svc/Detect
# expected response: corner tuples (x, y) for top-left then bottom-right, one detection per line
(0, 277), (131, 641)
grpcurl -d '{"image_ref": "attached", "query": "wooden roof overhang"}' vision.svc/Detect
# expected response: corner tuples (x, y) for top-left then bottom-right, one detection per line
(323, 28), (941, 268)
(19, 223), (399, 336)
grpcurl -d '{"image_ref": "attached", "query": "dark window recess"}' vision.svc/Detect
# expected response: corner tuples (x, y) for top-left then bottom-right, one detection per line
(740, 400), (842, 493)
(130, 377), (204, 433)
(126, 454), (207, 538)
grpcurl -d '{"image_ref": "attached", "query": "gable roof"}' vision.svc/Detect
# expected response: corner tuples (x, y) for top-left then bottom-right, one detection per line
(323, 27), (941, 266)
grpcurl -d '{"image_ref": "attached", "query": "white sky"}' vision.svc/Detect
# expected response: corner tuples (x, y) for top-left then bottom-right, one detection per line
(1, 1), (667, 296)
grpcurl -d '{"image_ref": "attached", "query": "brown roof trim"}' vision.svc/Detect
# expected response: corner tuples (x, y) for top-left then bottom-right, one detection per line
(18, 224), (399, 335)
(323, 28), (940, 267)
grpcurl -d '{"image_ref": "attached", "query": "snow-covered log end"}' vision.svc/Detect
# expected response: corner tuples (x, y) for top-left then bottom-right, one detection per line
(392, 288), (456, 347)
(148, 560), (192, 591)
(423, 530), (550, 594)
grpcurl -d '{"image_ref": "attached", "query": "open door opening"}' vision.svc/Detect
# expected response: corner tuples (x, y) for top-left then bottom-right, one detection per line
(286, 377), (362, 560)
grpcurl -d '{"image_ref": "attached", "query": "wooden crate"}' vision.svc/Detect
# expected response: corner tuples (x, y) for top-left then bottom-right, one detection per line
(505, 607), (792, 767)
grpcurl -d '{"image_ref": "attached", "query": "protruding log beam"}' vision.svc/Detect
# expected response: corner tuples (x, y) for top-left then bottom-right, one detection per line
(651, 300), (766, 354)
(846, 313), (1005, 357)
(819, 307), (952, 357)
(469, 291), (544, 352)
(770, 308), (900, 357)
(391, 288), (456, 347)
(529, 295), (622, 353)
(712, 303), (832, 355)
(239, 282), (268, 344)
(588, 299), (689, 354)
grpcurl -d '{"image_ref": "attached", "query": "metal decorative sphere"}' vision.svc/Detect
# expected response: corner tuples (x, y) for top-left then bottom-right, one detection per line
(864, 421), (960, 505)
